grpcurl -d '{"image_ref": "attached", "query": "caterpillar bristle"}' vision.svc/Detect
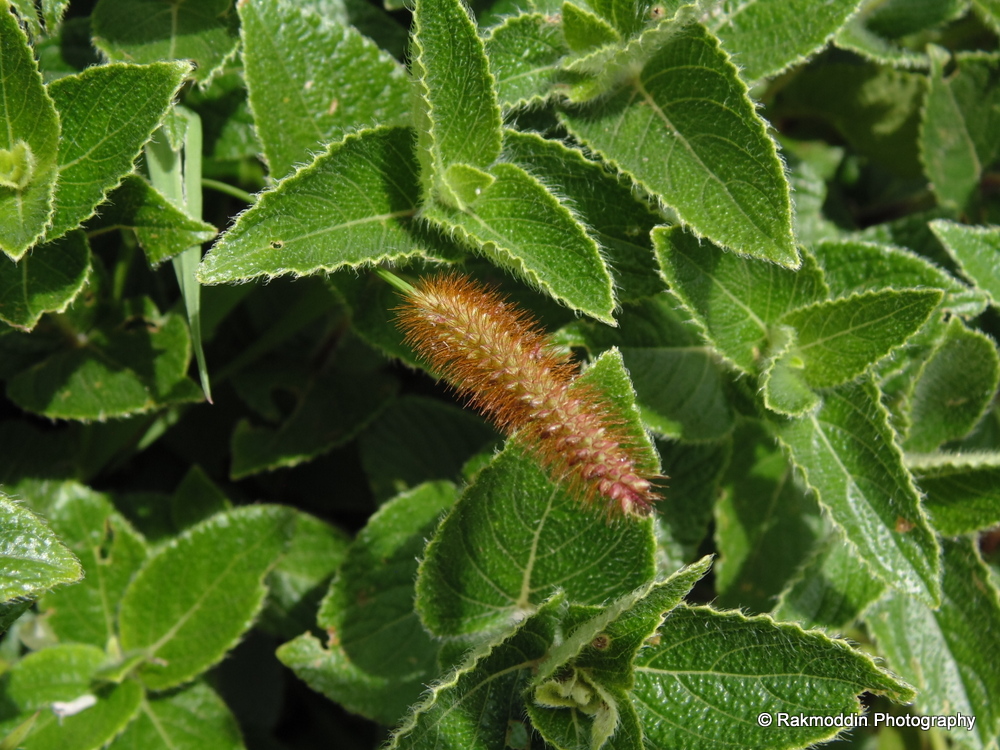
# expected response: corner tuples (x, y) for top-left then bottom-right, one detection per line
(393, 272), (661, 518)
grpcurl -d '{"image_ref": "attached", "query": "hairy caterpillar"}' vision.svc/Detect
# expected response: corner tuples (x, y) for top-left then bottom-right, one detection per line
(389, 271), (661, 517)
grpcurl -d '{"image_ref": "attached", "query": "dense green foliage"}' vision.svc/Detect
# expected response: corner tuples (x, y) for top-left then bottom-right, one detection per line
(2, 0), (1000, 748)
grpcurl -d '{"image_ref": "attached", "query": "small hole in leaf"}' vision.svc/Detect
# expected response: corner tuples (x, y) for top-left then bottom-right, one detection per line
(270, 240), (284, 249)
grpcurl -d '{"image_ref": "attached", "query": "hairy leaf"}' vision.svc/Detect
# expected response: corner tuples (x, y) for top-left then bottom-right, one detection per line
(0, 231), (90, 331)
(0, 495), (81, 604)
(485, 13), (566, 108)
(931, 219), (1000, 308)
(908, 452), (1000, 535)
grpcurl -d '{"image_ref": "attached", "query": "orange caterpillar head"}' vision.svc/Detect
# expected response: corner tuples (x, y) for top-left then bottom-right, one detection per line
(393, 272), (661, 517)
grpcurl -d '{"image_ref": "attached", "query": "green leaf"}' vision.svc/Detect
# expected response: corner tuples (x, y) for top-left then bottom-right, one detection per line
(199, 127), (440, 284)
(709, 0), (863, 80)
(773, 378), (942, 605)
(813, 238), (986, 317)
(387, 596), (564, 749)
(502, 130), (664, 303)
(921, 49), (1000, 216)
(229, 350), (398, 478)
(633, 605), (915, 749)
(358, 395), (498, 503)
(0, 230), (90, 331)
(0, 645), (143, 750)
(908, 452), (1000, 535)
(833, 13), (930, 69)
(903, 317), (1000, 452)
(529, 685), (641, 750)
(778, 288), (942, 389)
(0, 7), (60, 259)
(281, 482), (454, 724)
(759, 325), (820, 416)
(976, 0), (1000, 31)
(106, 681), (243, 750)
(654, 227), (828, 373)
(931, 219), (1000, 308)
(261, 510), (350, 639)
(484, 13), (566, 108)
(118, 505), (294, 691)
(0, 495), (81, 603)
(411, 0), (502, 202)
(866, 537), (1000, 750)
(416, 448), (656, 637)
(561, 23), (798, 266)
(773, 526), (888, 631)
(6, 299), (202, 421)
(421, 161), (617, 324)
(88, 175), (217, 267)
(45, 62), (190, 240)
(561, 2), (619, 52)
(715, 421), (821, 613)
(92, 0), (238, 84)
(240, 0), (410, 180)
(35, 483), (147, 649)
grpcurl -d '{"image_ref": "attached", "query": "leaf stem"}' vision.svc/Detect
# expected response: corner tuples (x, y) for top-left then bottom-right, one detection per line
(376, 267), (416, 294)
(201, 178), (254, 204)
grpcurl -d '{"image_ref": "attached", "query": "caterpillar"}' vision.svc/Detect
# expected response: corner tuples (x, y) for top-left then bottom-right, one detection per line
(390, 271), (660, 517)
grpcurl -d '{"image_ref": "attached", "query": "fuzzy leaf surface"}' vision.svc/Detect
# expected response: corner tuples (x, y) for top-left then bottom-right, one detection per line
(0, 230), (90, 331)
(562, 23), (797, 266)
(118, 505), (294, 690)
(45, 62), (189, 240)
(904, 317), (1000, 452)
(240, 0), (410, 179)
(91, 0), (238, 83)
(421, 162), (616, 323)
(199, 127), (436, 284)
(0, 495), (81, 603)
(633, 605), (915, 749)
(36, 483), (148, 648)
(485, 13), (565, 108)
(0, 7), (59, 259)
(710, 0), (863, 80)
(106, 681), (243, 750)
(774, 378), (941, 605)
(866, 537), (1000, 750)
(654, 227), (827, 372)
(778, 288), (942, 388)
(909, 452), (1000, 535)
(931, 220), (1000, 308)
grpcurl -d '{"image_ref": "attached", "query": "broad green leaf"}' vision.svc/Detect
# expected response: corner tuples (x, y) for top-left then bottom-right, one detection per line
(0, 645), (143, 750)
(387, 596), (563, 750)
(421, 161), (617, 323)
(0, 230), (90, 331)
(358, 395), (498, 502)
(903, 317), (1000, 452)
(833, 12), (930, 69)
(240, 0), (410, 180)
(0, 495), (81, 603)
(501, 130), (664, 302)
(0, 6), (59, 259)
(8, 0), (42, 39)
(92, 0), (238, 84)
(35, 483), (147, 649)
(118, 505), (294, 691)
(778, 288), (942, 389)
(773, 525), (887, 631)
(411, 0), (502, 202)
(87, 175), (216, 266)
(759, 325), (821, 416)
(199, 127), (439, 284)
(169, 465), (231, 531)
(561, 2), (619, 52)
(866, 537), (1000, 750)
(261, 510), (349, 639)
(229, 349), (398, 478)
(908, 452), (1000, 535)
(710, 0), (863, 81)
(861, 0), (968, 39)
(633, 605), (915, 749)
(561, 23), (798, 266)
(773, 378), (941, 605)
(813, 238), (986, 317)
(416, 449), (656, 636)
(715, 422), (821, 614)
(931, 219), (1000, 308)
(0, 600), (32, 634)
(281, 483), (454, 724)
(921, 49), (1000, 216)
(485, 13), (566, 108)
(45, 62), (189, 240)
(107, 681), (242, 750)
(654, 227), (828, 373)
(6, 299), (202, 421)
